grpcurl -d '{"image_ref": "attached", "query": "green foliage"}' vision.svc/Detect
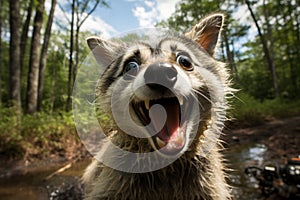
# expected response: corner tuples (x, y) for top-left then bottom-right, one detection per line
(162, 0), (300, 100)
(237, 43), (274, 100)
(1, 0), (300, 161)
(0, 107), (23, 158)
(231, 92), (300, 127)
(0, 107), (76, 159)
(161, 0), (223, 32)
(117, 33), (150, 43)
(239, 0), (300, 99)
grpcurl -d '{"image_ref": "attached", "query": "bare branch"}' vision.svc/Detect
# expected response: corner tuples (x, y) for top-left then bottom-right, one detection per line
(78, 0), (100, 28)
(58, 2), (71, 24)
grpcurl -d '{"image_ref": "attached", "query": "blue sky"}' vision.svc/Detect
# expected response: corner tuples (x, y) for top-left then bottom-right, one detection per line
(48, 0), (258, 52)
(51, 0), (181, 38)
(95, 0), (141, 32)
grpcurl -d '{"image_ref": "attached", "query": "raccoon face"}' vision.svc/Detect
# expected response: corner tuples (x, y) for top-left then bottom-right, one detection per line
(87, 14), (228, 156)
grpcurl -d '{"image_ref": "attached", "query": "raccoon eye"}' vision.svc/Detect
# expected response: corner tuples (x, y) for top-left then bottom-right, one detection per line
(123, 61), (140, 80)
(176, 55), (193, 71)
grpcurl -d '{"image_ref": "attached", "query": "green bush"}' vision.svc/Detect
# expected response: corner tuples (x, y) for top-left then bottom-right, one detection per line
(0, 108), (76, 159)
(0, 107), (25, 158)
(1, 93), (300, 159)
(230, 92), (300, 127)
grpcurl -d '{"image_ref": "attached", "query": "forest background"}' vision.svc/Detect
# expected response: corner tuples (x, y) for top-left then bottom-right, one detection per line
(0, 0), (300, 160)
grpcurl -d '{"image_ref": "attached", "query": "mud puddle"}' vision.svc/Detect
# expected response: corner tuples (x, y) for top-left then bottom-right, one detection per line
(225, 143), (269, 200)
(0, 159), (90, 200)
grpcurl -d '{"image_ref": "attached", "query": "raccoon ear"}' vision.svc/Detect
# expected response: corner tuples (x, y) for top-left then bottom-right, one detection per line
(86, 36), (118, 67)
(185, 13), (224, 56)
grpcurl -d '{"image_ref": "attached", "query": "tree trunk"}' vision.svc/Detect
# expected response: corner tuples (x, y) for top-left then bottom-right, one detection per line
(292, 0), (300, 96)
(66, 0), (103, 111)
(230, 39), (239, 82)
(66, 0), (75, 112)
(263, 0), (279, 98)
(246, 0), (279, 98)
(0, 0), (3, 104)
(9, 0), (22, 111)
(73, 0), (101, 89)
(74, 22), (79, 95)
(50, 57), (57, 115)
(20, 0), (33, 80)
(38, 0), (56, 111)
(26, 0), (45, 114)
(220, 40), (226, 61)
(223, 28), (239, 82)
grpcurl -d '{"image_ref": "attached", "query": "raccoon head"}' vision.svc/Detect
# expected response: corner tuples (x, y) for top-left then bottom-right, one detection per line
(87, 14), (228, 157)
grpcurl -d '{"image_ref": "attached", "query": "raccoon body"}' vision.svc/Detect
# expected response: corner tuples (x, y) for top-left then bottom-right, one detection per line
(82, 13), (233, 200)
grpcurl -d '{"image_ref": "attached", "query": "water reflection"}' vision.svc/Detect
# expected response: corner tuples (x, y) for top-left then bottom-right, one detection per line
(0, 144), (270, 200)
(225, 143), (268, 200)
(0, 159), (90, 200)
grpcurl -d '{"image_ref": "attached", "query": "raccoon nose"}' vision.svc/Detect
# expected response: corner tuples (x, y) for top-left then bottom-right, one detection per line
(144, 63), (177, 88)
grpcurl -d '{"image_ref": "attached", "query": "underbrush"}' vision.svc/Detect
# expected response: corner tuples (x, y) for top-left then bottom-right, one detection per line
(1, 93), (300, 160)
(230, 92), (300, 127)
(0, 108), (82, 161)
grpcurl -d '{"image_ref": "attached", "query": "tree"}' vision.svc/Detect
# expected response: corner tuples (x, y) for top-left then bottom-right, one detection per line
(9, 0), (22, 111)
(20, 0), (33, 79)
(221, 15), (249, 83)
(164, 0), (222, 32)
(61, 0), (108, 111)
(74, 0), (106, 95)
(0, 0), (3, 104)
(275, 0), (300, 97)
(38, 0), (57, 111)
(26, 0), (45, 114)
(161, 0), (248, 82)
(66, 0), (75, 112)
(262, 0), (278, 98)
(245, 0), (279, 98)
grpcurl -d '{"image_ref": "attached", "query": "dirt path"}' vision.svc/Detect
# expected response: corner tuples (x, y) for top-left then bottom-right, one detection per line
(1, 117), (299, 200)
(223, 116), (300, 164)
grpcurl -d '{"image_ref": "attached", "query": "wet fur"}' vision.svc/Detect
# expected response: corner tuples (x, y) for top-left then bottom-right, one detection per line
(83, 13), (233, 200)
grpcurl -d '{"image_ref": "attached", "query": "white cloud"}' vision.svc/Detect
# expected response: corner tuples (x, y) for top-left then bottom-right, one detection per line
(144, 0), (155, 8)
(49, 0), (117, 39)
(81, 16), (118, 39)
(156, 0), (181, 21)
(232, 4), (262, 42)
(232, 5), (249, 25)
(133, 5), (158, 27)
(132, 0), (181, 28)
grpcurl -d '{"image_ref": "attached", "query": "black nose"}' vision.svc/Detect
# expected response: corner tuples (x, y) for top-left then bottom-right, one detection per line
(144, 63), (177, 88)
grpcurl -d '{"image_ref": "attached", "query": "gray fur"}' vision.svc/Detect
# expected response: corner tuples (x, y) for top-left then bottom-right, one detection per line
(83, 13), (233, 200)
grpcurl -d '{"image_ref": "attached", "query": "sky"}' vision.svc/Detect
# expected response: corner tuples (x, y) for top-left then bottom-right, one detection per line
(47, 0), (259, 52)
(51, 0), (181, 39)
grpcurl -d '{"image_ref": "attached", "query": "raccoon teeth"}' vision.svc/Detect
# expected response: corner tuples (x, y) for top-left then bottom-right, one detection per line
(175, 134), (184, 145)
(178, 95), (184, 106)
(144, 100), (150, 110)
(156, 137), (166, 148)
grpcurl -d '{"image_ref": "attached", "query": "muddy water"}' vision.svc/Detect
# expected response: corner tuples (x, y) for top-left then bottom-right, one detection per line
(0, 159), (90, 200)
(0, 145), (268, 200)
(225, 143), (269, 200)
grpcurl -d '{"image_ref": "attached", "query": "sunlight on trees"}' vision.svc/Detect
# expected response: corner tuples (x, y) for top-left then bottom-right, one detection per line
(0, 0), (300, 159)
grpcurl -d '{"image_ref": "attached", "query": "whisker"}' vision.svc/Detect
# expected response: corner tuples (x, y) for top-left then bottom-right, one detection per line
(192, 89), (214, 106)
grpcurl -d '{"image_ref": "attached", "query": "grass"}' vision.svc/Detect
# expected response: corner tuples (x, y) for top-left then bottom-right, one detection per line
(1, 93), (300, 160)
(0, 108), (78, 160)
(230, 92), (300, 127)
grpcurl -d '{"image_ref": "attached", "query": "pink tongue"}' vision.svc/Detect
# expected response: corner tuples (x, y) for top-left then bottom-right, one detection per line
(150, 100), (180, 142)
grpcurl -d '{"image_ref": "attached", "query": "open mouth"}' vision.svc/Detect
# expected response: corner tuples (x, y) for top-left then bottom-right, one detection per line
(131, 96), (188, 155)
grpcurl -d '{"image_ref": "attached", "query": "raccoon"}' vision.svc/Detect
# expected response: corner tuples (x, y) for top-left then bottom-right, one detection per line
(82, 13), (233, 200)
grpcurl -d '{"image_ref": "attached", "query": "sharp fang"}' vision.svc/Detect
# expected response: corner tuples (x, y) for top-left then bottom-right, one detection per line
(145, 99), (150, 110)
(178, 95), (183, 105)
(175, 134), (184, 145)
(156, 137), (166, 148)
